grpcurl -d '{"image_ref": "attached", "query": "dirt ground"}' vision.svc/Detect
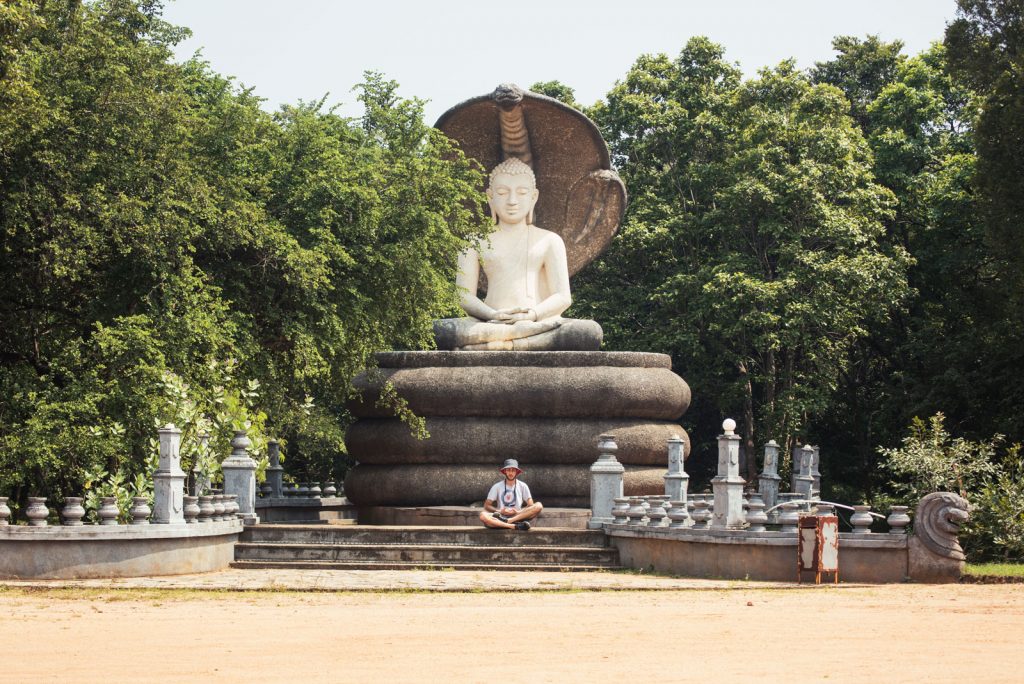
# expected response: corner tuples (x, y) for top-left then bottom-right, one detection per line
(1, 583), (1021, 683)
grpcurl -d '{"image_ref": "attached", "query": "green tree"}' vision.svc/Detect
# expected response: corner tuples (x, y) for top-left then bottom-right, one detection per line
(577, 39), (910, 479)
(0, 0), (488, 509)
(529, 80), (581, 109)
(946, 0), (1024, 292)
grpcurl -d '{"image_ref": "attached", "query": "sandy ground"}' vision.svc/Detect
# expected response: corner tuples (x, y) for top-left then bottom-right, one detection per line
(0, 583), (1021, 683)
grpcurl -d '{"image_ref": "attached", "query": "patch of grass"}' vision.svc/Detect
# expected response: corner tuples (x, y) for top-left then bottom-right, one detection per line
(965, 562), (1024, 578)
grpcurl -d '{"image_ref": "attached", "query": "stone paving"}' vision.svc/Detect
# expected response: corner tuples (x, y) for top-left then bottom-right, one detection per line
(0, 567), (809, 592)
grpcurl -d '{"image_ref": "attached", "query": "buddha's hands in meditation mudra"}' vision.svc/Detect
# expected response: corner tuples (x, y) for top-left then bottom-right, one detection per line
(433, 158), (601, 351)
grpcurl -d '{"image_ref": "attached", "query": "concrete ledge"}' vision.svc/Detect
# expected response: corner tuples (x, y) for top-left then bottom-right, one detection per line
(0, 520), (242, 579)
(255, 497), (356, 523)
(607, 526), (912, 583)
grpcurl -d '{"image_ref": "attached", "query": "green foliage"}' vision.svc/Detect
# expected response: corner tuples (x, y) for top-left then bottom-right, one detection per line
(0, 1), (489, 508)
(529, 80), (581, 109)
(879, 413), (998, 497)
(945, 0), (1024, 266)
(967, 447), (1024, 560)
(880, 413), (1022, 561)
(577, 38), (908, 478)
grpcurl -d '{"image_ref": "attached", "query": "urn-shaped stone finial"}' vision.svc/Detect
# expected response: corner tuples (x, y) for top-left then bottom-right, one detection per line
(212, 494), (226, 521)
(851, 504), (874, 534)
(646, 497), (668, 527)
(61, 497), (86, 526)
(626, 497), (647, 525)
(0, 497), (11, 525)
(198, 495), (215, 522)
(778, 502), (800, 534)
(887, 505), (911, 534)
(129, 497), (151, 525)
(611, 497), (630, 525)
(183, 495), (200, 524)
(98, 496), (120, 525)
(746, 494), (768, 532)
(666, 501), (690, 528)
(26, 497), (49, 526)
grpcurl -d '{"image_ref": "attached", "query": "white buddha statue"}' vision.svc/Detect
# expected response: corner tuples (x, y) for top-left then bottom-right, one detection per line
(434, 158), (602, 351)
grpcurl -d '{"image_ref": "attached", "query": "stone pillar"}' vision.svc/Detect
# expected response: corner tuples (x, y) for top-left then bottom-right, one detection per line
(758, 440), (782, 512)
(794, 445), (814, 501)
(588, 434), (624, 530)
(222, 429), (259, 525)
(810, 445), (822, 499)
(153, 424), (186, 525)
(663, 435), (689, 503)
(711, 419), (746, 529)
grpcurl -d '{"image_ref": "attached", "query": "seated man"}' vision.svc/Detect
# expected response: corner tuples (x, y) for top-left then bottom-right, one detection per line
(479, 458), (543, 530)
(433, 157), (602, 351)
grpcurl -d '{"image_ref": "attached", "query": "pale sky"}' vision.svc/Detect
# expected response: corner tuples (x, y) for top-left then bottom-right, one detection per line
(162, 0), (960, 123)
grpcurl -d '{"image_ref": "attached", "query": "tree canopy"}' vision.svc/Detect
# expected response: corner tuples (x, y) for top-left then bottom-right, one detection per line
(0, 0), (488, 504)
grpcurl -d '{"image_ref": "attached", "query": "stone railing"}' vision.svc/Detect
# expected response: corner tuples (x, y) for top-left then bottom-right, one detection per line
(0, 423), (249, 580)
(589, 421), (971, 583)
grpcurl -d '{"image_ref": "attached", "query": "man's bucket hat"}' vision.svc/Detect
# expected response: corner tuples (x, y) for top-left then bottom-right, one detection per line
(500, 458), (523, 474)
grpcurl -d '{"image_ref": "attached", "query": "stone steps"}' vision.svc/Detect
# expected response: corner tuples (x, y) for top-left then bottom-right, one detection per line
(230, 560), (619, 572)
(231, 524), (621, 571)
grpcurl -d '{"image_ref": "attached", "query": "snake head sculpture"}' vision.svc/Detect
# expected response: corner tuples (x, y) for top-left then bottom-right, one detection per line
(916, 491), (971, 561)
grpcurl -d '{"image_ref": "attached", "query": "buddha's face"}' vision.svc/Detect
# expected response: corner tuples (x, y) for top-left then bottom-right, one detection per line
(487, 171), (539, 225)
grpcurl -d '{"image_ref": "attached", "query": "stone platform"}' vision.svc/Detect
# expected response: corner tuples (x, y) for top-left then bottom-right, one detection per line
(344, 351), (691, 507)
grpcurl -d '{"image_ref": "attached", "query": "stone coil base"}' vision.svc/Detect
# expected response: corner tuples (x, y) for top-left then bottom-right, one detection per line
(344, 464), (667, 508)
(344, 350), (691, 508)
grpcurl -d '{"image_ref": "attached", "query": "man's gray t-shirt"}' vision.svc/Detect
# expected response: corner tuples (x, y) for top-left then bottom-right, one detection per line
(487, 480), (532, 510)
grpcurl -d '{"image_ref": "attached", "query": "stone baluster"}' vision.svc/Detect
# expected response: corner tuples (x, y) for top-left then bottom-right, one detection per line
(60, 497), (86, 526)
(666, 501), (689, 528)
(712, 419), (746, 529)
(810, 445), (822, 499)
(198, 495), (215, 522)
(25, 497), (49, 526)
(646, 497), (668, 527)
(746, 493), (768, 532)
(221, 429), (259, 525)
(664, 435), (690, 506)
(626, 497), (647, 525)
(691, 500), (711, 530)
(778, 502), (800, 534)
(183, 495), (199, 524)
(298, 482), (310, 498)
(850, 504), (874, 534)
(129, 497), (151, 525)
(815, 502), (835, 516)
(611, 497), (630, 525)
(310, 482), (323, 499)
(758, 440), (782, 513)
(266, 439), (284, 498)
(793, 445), (815, 501)
(324, 481), (338, 497)
(589, 434), (625, 529)
(98, 496), (120, 525)
(887, 506), (911, 534)
(0, 497), (11, 525)
(212, 494), (225, 521)
(154, 424), (186, 524)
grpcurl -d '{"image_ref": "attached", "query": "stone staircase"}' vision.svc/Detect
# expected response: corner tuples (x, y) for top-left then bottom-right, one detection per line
(231, 524), (621, 571)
